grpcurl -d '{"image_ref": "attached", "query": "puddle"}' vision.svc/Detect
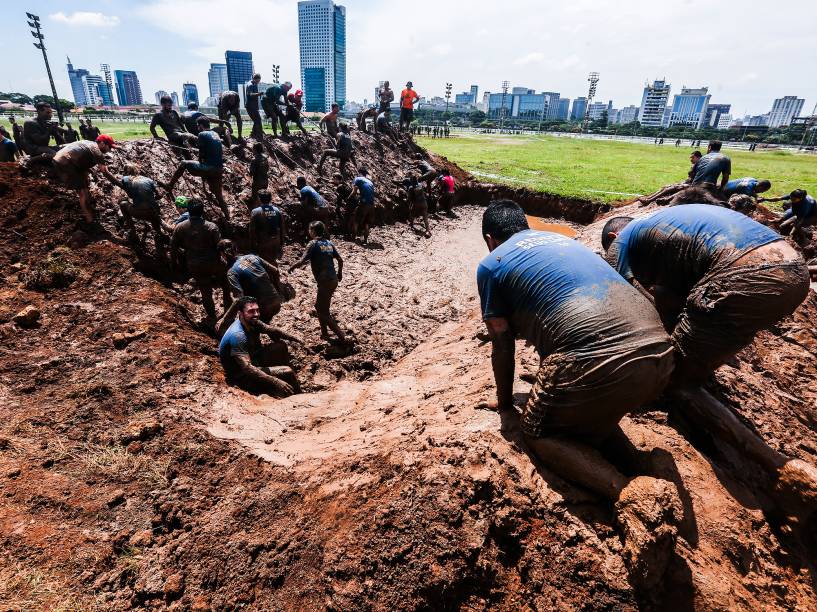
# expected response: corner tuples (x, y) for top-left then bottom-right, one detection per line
(526, 215), (578, 238)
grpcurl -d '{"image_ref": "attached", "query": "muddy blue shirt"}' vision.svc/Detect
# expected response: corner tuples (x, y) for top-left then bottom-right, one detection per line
(197, 130), (223, 168)
(691, 152), (731, 185)
(306, 238), (339, 282)
(353, 176), (375, 205)
(724, 177), (759, 197)
(250, 204), (283, 236)
(0, 138), (17, 162)
(175, 212), (190, 225)
(607, 205), (781, 294)
(227, 254), (276, 298)
(477, 229), (666, 358)
(121, 176), (158, 210)
(300, 185), (326, 208)
(781, 194), (817, 222)
(219, 318), (257, 380)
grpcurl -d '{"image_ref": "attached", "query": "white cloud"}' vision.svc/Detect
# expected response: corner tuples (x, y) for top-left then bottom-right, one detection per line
(49, 11), (120, 27)
(513, 52), (545, 66)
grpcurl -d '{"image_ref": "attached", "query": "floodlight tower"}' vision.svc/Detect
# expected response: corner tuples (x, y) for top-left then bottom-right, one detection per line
(582, 71), (600, 133)
(272, 64), (280, 85)
(27, 12), (64, 123)
(100, 63), (113, 108)
(499, 80), (510, 131)
(445, 82), (452, 116)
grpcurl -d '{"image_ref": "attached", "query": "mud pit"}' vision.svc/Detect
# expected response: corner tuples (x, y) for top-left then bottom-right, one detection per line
(1, 134), (816, 610)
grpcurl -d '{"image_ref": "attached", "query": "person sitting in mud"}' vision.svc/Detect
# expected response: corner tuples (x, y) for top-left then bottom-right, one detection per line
(477, 200), (679, 585)
(170, 199), (232, 323)
(219, 239), (285, 322)
(723, 177), (771, 199)
(290, 221), (348, 344)
(356, 106), (378, 133)
(217, 90), (243, 140)
(262, 81), (292, 137)
(351, 168), (375, 244)
(602, 204), (809, 384)
(284, 89), (309, 137)
(637, 151), (701, 206)
(396, 174), (431, 237)
(52, 134), (115, 224)
(163, 117), (230, 220)
(249, 190), (286, 263)
(101, 162), (165, 247)
(248, 142), (270, 208)
(295, 176), (332, 224)
(150, 95), (193, 158)
(319, 103), (340, 140)
(22, 102), (60, 165)
(435, 170), (456, 216)
(317, 123), (355, 177)
(218, 296), (300, 397)
(760, 189), (817, 242)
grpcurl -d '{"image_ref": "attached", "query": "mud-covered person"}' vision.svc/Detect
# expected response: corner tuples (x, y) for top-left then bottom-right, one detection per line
(248, 142), (270, 207)
(602, 204), (809, 384)
(414, 154), (437, 198)
(688, 140), (731, 194)
(8, 116), (25, 155)
(318, 122), (355, 177)
(351, 168), (375, 244)
(52, 134), (115, 224)
(62, 121), (79, 144)
(375, 108), (398, 142)
(170, 198), (232, 323)
(219, 239), (286, 322)
(319, 103), (341, 141)
(477, 199), (678, 503)
(395, 174), (430, 237)
(378, 80), (394, 113)
(262, 81), (292, 137)
(150, 94), (193, 158)
(22, 101), (60, 166)
(290, 221), (348, 344)
(637, 150), (701, 206)
(249, 190), (286, 263)
(85, 119), (101, 140)
(218, 296), (300, 397)
(285, 89), (309, 136)
(217, 90), (243, 140)
(245, 73), (265, 139)
(435, 170), (456, 216)
(334, 182), (358, 237)
(100, 162), (166, 246)
(0, 131), (19, 162)
(760, 189), (817, 242)
(357, 106), (377, 133)
(295, 176), (332, 225)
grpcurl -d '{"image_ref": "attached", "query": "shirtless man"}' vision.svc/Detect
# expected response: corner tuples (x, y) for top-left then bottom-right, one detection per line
(150, 94), (193, 158)
(319, 103), (341, 140)
(378, 80), (394, 113)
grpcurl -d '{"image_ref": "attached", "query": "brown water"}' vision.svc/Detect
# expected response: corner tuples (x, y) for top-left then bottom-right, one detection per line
(526, 215), (578, 237)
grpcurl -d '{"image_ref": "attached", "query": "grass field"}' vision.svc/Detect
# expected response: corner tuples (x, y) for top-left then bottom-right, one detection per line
(418, 133), (817, 204)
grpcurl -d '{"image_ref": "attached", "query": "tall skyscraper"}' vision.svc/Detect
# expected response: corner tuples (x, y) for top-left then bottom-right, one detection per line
(469, 85), (479, 104)
(155, 90), (169, 105)
(298, 0), (346, 112)
(638, 79), (671, 127)
(570, 97), (587, 121)
(114, 70), (144, 106)
(704, 104), (731, 128)
(668, 87), (711, 129)
(225, 51), (253, 94)
(66, 57), (89, 105)
(557, 97), (570, 121)
(208, 63), (229, 98)
(768, 96), (805, 128)
(171, 92), (180, 109)
(182, 83), (199, 107)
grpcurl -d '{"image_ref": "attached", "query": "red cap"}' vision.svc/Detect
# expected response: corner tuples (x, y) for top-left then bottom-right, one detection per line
(295, 89), (303, 97)
(96, 134), (115, 148)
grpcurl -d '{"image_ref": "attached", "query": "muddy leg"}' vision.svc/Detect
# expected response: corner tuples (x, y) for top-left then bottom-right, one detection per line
(119, 202), (137, 237)
(198, 283), (217, 321)
(78, 188), (95, 223)
(423, 211), (431, 237)
(208, 177), (230, 221)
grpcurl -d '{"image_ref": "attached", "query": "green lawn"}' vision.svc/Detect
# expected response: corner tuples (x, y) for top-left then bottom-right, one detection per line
(419, 133), (817, 204)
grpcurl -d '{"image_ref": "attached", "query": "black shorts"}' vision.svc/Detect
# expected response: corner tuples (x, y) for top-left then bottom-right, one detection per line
(400, 108), (413, 124)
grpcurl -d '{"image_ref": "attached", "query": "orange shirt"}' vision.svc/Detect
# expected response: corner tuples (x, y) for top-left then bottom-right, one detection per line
(401, 88), (419, 109)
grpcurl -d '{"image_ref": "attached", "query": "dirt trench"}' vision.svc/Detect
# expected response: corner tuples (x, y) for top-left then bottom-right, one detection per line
(0, 132), (816, 611)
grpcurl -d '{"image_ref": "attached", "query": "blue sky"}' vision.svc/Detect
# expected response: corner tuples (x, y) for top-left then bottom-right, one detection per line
(2, 0), (815, 116)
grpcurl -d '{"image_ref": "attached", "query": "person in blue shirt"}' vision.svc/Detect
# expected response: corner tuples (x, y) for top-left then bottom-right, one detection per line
(602, 205), (809, 383)
(220, 239), (284, 322)
(295, 176), (331, 225)
(290, 221), (347, 344)
(164, 117), (229, 220)
(723, 177), (771, 199)
(760, 189), (817, 241)
(351, 168), (375, 244)
(101, 163), (165, 248)
(249, 190), (286, 263)
(217, 296), (301, 397)
(690, 140), (731, 189)
(0, 136), (18, 162)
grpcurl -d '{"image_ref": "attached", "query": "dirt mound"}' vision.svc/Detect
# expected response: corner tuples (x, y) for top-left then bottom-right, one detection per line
(1, 141), (817, 612)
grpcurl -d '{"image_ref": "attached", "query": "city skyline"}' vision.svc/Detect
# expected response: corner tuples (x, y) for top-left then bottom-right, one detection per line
(3, 0), (816, 118)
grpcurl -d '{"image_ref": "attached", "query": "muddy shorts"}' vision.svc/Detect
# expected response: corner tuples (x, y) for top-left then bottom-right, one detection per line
(54, 159), (90, 189)
(440, 192), (454, 212)
(257, 238), (282, 263)
(400, 107), (413, 125)
(355, 203), (374, 227)
(183, 161), (222, 179)
(188, 258), (226, 289)
(315, 278), (338, 322)
(522, 342), (675, 441)
(672, 260), (809, 381)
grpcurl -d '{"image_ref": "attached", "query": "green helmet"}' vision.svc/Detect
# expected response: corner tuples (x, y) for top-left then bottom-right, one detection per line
(174, 196), (189, 209)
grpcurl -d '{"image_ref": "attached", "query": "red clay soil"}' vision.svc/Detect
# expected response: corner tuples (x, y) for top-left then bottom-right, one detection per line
(0, 133), (816, 611)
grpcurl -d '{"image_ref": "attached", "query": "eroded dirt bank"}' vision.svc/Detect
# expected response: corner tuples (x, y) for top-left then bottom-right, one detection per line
(1, 132), (816, 611)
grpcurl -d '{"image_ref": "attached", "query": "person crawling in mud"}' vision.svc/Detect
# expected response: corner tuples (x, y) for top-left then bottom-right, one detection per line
(219, 239), (285, 322)
(150, 95), (193, 158)
(602, 204), (809, 383)
(249, 190), (286, 264)
(637, 150), (701, 206)
(318, 122), (355, 177)
(351, 168), (375, 244)
(101, 162), (165, 247)
(356, 106), (378, 133)
(217, 90), (243, 140)
(723, 176), (771, 200)
(477, 200), (679, 581)
(295, 176), (332, 224)
(163, 117), (230, 220)
(52, 134), (115, 225)
(248, 142), (270, 207)
(290, 221), (348, 345)
(375, 109), (398, 142)
(760, 189), (817, 242)
(170, 199), (232, 324)
(414, 154), (437, 198)
(218, 296), (300, 398)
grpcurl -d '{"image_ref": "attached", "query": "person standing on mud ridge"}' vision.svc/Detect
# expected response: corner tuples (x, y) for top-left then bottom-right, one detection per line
(22, 102), (61, 166)
(246, 73), (265, 139)
(602, 205), (809, 383)
(217, 90), (243, 140)
(52, 134), (115, 225)
(262, 81), (292, 137)
(284, 89), (309, 136)
(761, 189), (817, 242)
(351, 168), (375, 244)
(163, 117), (230, 221)
(101, 162), (166, 248)
(319, 103), (341, 140)
(170, 198), (232, 323)
(317, 123), (355, 177)
(399, 82), (419, 132)
(150, 95), (193, 158)
(477, 200), (680, 588)
(217, 296), (300, 397)
(248, 142), (270, 207)
(295, 176), (332, 224)
(290, 220), (348, 344)
(435, 170), (456, 216)
(249, 190), (286, 263)
(219, 239), (287, 322)
(378, 80), (394, 113)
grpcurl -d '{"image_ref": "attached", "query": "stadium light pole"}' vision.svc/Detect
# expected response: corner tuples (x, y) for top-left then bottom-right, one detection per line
(27, 12), (64, 124)
(445, 82), (452, 116)
(499, 80), (510, 132)
(581, 72), (599, 134)
(272, 64), (280, 85)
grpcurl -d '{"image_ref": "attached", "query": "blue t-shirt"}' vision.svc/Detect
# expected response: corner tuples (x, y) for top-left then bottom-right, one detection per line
(251, 204), (282, 235)
(197, 130), (223, 168)
(607, 205), (781, 294)
(724, 177), (759, 197)
(353, 176), (375, 205)
(300, 185), (326, 208)
(219, 318), (253, 380)
(228, 254), (275, 298)
(306, 238), (339, 281)
(691, 152), (731, 185)
(781, 194), (817, 221)
(0, 138), (17, 162)
(477, 229), (666, 357)
(245, 83), (260, 111)
(175, 211), (190, 225)
(122, 176), (158, 209)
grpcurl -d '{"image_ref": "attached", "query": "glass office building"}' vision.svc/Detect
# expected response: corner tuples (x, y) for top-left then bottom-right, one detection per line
(225, 51), (254, 94)
(298, 0), (346, 112)
(114, 70), (144, 106)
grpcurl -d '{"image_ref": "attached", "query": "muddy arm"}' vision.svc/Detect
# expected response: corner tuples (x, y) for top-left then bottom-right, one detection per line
(233, 354), (293, 395)
(258, 321), (303, 345)
(485, 317), (515, 410)
(215, 300), (242, 339)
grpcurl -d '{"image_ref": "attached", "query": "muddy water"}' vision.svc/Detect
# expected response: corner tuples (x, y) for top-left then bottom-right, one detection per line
(526, 215), (578, 237)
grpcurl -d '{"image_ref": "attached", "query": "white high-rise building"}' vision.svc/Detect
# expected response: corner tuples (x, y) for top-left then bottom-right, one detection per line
(768, 96), (805, 128)
(208, 63), (229, 98)
(298, 0), (346, 112)
(638, 79), (671, 127)
(716, 114), (733, 130)
(668, 87), (711, 129)
(82, 74), (106, 106)
(155, 90), (168, 105)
